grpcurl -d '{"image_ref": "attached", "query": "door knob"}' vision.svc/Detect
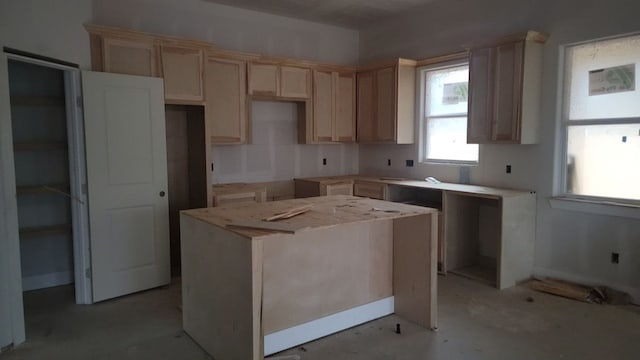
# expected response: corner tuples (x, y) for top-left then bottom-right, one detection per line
(159, 191), (166, 197)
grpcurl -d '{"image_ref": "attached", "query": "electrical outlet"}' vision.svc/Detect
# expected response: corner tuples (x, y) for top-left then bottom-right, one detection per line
(387, 159), (391, 166)
(322, 158), (327, 165)
(406, 160), (414, 167)
(611, 252), (620, 264)
(506, 165), (512, 174)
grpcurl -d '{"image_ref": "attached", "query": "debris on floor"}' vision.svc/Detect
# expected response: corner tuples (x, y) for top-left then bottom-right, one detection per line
(529, 278), (631, 305)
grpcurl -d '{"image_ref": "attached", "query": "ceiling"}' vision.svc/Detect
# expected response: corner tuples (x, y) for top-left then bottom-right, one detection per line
(203, 0), (436, 29)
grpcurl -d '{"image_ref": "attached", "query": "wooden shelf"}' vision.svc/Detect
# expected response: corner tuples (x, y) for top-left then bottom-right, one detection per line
(10, 95), (65, 107)
(13, 142), (67, 151)
(16, 184), (70, 195)
(19, 224), (72, 239)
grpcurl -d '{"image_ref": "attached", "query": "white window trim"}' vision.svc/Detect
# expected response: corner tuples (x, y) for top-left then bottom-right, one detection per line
(417, 60), (478, 166)
(554, 32), (640, 214)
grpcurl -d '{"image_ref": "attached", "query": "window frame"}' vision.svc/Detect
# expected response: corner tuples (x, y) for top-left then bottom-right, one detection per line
(558, 32), (640, 206)
(418, 59), (479, 166)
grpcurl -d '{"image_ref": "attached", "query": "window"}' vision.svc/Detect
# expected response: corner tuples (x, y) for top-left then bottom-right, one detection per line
(562, 34), (640, 202)
(420, 63), (478, 164)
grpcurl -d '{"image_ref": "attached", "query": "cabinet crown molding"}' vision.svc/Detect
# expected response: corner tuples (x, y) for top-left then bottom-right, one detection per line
(84, 23), (213, 49)
(464, 30), (549, 50)
(358, 58), (418, 72)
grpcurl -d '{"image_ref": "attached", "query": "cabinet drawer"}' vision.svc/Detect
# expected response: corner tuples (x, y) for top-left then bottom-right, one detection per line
(213, 192), (256, 207)
(353, 181), (387, 200)
(321, 182), (353, 196)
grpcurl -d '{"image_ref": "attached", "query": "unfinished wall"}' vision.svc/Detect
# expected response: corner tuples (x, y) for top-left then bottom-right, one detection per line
(92, 0), (359, 65)
(0, 0), (92, 68)
(358, 0), (640, 299)
(213, 102), (358, 183)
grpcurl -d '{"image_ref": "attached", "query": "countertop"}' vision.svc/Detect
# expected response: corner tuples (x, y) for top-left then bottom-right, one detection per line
(181, 195), (437, 240)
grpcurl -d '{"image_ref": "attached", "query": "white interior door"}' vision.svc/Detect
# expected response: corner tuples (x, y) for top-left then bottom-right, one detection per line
(82, 71), (170, 302)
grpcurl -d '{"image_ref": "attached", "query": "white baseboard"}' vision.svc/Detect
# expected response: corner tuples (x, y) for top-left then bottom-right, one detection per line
(533, 267), (639, 305)
(264, 297), (395, 356)
(22, 270), (73, 291)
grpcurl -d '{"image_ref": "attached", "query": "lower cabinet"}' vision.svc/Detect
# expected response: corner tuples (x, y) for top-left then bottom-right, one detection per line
(211, 183), (267, 207)
(294, 178), (354, 198)
(353, 180), (388, 200)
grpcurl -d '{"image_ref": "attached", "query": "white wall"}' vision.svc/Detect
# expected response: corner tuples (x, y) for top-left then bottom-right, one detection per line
(93, 0), (361, 183)
(358, 0), (640, 299)
(92, 0), (359, 65)
(213, 102), (358, 183)
(0, 0), (92, 68)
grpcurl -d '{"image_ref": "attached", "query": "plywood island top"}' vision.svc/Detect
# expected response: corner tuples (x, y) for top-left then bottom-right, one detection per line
(181, 195), (437, 239)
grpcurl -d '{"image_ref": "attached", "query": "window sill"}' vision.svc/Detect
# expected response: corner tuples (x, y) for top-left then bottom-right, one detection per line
(549, 196), (640, 219)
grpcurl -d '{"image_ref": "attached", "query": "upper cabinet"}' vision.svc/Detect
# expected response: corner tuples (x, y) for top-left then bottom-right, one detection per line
(86, 25), (209, 104)
(467, 31), (548, 144)
(310, 70), (356, 143)
(356, 59), (416, 144)
(160, 44), (205, 103)
(206, 57), (247, 145)
(248, 62), (311, 100)
(247, 63), (279, 96)
(101, 37), (159, 77)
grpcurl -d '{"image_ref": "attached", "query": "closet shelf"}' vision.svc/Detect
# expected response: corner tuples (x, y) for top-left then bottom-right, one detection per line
(10, 95), (65, 107)
(16, 184), (70, 195)
(13, 142), (68, 151)
(19, 224), (72, 239)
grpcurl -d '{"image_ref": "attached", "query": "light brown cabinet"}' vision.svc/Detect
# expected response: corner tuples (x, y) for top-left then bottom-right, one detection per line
(248, 63), (311, 100)
(101, 37), (159, 77)
(87, 25), (209, 104)
(353, 180), (388, 200)
(160, 45), (205, 103)
(467, 31), (547, 144)
(311, 70), (356, 143)
(211, 183), (267, 207)
(205, 57), (248, 145)
(280, 66), (312, 99)
(356, 59), (416, 144)
(294, 177), (354, 198)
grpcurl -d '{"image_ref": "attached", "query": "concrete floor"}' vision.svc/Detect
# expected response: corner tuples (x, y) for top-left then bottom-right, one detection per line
(2, 275), (639, 360)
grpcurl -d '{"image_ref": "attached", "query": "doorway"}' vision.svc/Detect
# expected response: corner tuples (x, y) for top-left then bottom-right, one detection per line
(4, 53), (91, 345)
(165, 105), (207, 276)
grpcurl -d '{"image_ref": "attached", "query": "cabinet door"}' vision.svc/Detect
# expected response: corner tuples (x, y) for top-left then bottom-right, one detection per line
(102, 37), (158, 77)
(206, 58), (247, 144)
(312, 70), (334, 142)
(356, 71), (376, 143)
(160, 45), (204, 103)
(467, 47), (494, 143)
(248, 63), (279, 96)
(280, 66), (311, 99)
(492, 41), (524, 142)
(375, 66), (397, 142)
(335, 72), (356, 142)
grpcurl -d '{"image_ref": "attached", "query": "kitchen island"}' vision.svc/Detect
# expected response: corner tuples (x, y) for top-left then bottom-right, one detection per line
(180, 195), (438, 360)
